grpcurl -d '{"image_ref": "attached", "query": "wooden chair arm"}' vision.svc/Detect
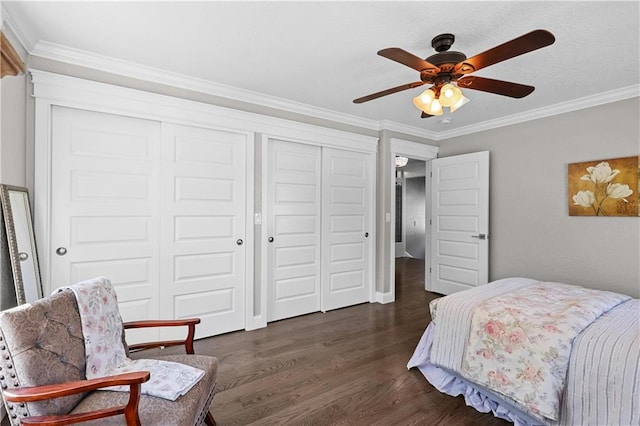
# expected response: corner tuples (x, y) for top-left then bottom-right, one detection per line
(3, 371), (150, 402)
(123, 318), (201, 354)
(3, 371), (150, 426)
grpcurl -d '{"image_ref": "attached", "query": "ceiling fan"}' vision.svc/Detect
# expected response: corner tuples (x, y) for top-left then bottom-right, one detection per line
(353, 29), (555, 118)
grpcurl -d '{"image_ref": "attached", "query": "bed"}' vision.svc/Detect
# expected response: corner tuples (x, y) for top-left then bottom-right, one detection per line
(408, 277), (640, 426)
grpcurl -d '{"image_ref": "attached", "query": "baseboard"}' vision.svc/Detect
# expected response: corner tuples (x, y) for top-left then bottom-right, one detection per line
(375, 291), (395, 304)
(245, 315), (267, 331)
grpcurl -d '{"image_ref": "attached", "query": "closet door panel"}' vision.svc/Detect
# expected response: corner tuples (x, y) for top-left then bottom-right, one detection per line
(50, 106), (161, 343)
(160, 123), (247, 339)
(322, 148), (372, 311)
(267, 140), (321, 322)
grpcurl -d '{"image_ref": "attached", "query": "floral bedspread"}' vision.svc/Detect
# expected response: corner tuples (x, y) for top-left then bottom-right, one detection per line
(461, 282), (630, 422)
(58, 277), (205, 401)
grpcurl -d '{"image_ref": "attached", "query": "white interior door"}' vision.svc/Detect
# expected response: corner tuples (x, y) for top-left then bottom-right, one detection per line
(160, 123), (247, 339)
(51, 106), (161, 342)
(321, 148), (372, 311)
(267, 140), (321, 322)
(430, 151), (489, 295)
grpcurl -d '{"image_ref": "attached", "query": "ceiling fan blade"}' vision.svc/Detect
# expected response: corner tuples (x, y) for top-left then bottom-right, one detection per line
(421, 112), (434, 119)
(378, 48), (441, 74)
(454, 29), (555, 74)
(353, 81), (426, 104)
(457, 76), (535, 98)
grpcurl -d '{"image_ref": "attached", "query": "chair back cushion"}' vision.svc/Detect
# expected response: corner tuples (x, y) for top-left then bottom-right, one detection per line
(0, 289), (86, 424)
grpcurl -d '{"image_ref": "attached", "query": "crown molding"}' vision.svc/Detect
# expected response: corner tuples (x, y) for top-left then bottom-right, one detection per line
(29, 40), (433, 139)
(378, 119), (438, 141)
(6, 16), (639, 142)
(436, 84), (640, 141)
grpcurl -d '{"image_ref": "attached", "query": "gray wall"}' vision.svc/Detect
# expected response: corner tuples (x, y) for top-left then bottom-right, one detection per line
(0, 73), (26, 315)
(0, 27), (27, 187)
(0, 26), (27, 421)
(438, 97), (640, 298)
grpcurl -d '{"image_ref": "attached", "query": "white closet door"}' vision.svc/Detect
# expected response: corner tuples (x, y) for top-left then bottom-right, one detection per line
(267, 140), (321, 322)
(321, 148), (372, 311)
(160, 123), (247, 339)
(50, 106), (161, 343)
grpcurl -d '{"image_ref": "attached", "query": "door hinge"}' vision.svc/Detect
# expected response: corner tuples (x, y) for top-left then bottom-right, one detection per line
(429, 267), (432, 273)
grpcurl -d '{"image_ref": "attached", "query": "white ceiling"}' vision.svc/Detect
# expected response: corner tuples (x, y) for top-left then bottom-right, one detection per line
(3, 1), (639, 139)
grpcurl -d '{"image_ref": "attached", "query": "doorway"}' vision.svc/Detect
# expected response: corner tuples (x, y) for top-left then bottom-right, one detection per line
(395, 159), (427, 260)
(394, 158), (426, 295)
(388, 138), (438, 302)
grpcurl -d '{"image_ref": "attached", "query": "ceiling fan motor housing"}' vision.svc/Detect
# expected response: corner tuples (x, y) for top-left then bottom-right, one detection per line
(422, 50), (468, 84)
(422, 34), (468, 83)
(431, 33), (455, 52)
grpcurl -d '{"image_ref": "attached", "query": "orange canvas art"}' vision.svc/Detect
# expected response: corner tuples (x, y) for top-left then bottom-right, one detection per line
(568, 156), (639, 217)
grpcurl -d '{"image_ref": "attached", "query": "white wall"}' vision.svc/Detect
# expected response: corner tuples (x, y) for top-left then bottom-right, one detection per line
(438, 97), (640, 297)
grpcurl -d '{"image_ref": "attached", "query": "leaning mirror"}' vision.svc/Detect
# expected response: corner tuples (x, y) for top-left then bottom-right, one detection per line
(0, 184), (43, 305)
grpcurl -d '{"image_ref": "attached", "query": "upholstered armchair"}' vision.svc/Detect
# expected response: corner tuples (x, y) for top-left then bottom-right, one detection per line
(0, 289), (218, 425)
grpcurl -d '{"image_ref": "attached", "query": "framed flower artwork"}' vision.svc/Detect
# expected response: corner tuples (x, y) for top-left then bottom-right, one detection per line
(568, 156), (639, 217)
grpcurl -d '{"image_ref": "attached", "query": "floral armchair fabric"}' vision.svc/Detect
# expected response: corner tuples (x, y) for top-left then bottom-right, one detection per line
(0, 289), (217, 425)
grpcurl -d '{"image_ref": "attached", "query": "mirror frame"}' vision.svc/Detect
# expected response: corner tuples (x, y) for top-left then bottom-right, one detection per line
(0, 184), (43, 305)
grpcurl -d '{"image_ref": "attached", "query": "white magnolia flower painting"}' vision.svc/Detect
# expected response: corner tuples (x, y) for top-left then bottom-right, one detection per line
(568, 156), (639, 216)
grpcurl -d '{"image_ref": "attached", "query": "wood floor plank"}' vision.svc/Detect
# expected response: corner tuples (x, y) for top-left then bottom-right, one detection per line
(0, 258), (509, 426)
(186, 258), (508, 425)
(32, 258), (509, 426)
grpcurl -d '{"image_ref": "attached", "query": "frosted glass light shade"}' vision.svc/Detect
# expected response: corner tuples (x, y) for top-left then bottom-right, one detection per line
(439, 83), (463, 107)
(428, 98), (444, 115)
(413, 89), (436, 112)
(413, 88), (444, 116)
(450, 94), (470, 112)
(395, 156), (409, 167)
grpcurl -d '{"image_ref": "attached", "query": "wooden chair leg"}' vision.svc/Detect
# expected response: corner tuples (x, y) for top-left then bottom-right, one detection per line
(205, 411), (216, 426)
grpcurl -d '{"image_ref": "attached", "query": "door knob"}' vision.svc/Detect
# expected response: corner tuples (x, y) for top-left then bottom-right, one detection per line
(18, 252), (29, 261)
(56, 247), (67, 256)
(471, 234), (487, 240)
(268, 237), (274, 243)
(236, 239), (244, 246)
(364, 232), (369, 238)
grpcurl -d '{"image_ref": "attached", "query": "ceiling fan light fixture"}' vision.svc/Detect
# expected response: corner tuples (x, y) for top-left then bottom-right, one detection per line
(439, 83), (463, 107)
(413, 88), (435, 111)
(428, 98), (444, 115)
(413, 89), (444, 116)
(450, 94), (470, 112)
(395, 156), (409, 167)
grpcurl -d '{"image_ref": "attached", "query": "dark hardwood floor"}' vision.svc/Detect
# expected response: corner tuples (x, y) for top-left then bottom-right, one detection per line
(2, 259), (508, 425)
(184, 257), (508, 425)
